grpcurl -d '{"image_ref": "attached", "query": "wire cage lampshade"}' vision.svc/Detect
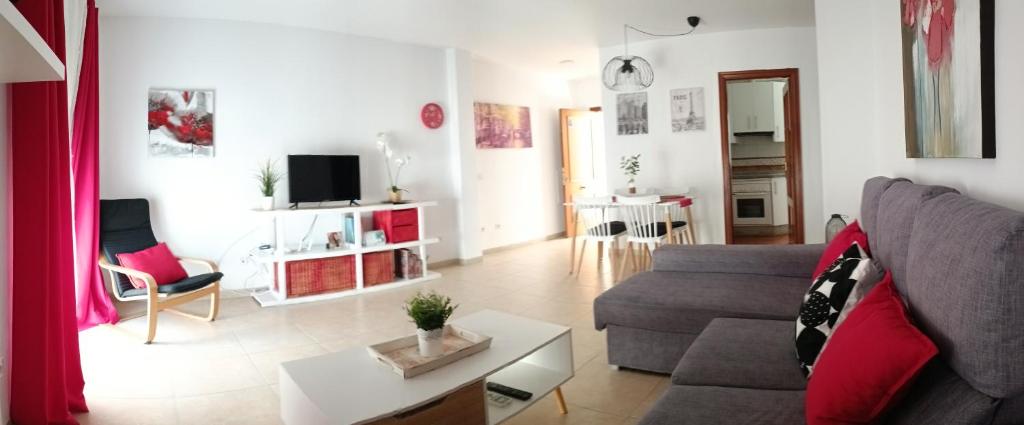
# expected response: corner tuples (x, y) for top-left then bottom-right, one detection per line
(603, 16), (701, 92)
(602, 55), (654, 92)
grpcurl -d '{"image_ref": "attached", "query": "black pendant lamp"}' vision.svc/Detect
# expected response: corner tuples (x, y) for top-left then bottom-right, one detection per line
(603, 16), (701, 92)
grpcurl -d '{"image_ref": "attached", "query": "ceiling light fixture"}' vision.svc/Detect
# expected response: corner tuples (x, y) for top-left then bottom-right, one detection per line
(602, 16), (701, 92)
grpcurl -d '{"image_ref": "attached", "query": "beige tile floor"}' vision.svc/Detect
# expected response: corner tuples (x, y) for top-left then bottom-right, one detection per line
(75, 238), (668, 425)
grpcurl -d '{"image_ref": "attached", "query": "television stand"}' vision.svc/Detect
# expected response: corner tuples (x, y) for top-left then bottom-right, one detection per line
(250, 201), (441, 307)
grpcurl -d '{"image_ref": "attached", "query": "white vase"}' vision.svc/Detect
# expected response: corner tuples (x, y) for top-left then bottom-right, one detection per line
(416, 328), (444, 358)
(260, 196), (274, 211)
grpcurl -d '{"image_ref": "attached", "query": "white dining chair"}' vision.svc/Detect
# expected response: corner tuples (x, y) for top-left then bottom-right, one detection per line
(571, 196), (626, 275)
(616, 195), (690, 281)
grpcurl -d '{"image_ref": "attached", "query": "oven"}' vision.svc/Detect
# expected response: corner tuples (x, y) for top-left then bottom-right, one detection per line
(732, 179), (773, 226)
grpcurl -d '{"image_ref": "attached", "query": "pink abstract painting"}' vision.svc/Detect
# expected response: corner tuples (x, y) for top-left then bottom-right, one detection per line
(901, 0), (994, 158)
(474, 103), (532, 149)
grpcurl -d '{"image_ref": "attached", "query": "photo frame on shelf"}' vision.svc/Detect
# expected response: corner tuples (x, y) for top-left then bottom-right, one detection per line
(364, 230), (387, 247)
(326, 231), (343, 249)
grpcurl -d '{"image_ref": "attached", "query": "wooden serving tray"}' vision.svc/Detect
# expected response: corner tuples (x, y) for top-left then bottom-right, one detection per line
(367, 325), (492, 379)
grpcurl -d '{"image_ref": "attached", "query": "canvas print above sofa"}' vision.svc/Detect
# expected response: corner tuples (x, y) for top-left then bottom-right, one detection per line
(900, 0), (994, 158)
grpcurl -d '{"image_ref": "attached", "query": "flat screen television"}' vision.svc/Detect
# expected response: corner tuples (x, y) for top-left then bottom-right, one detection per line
(287, 155), (361, 206)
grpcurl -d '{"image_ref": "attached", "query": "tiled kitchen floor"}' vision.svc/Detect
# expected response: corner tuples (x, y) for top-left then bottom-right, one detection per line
(76, 238), (668, 425)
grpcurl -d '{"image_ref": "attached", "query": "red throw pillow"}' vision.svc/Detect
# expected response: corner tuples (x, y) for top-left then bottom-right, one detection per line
(805, 273), (937, 425)
(814, 221), (870, 277)
(115, 242), (189, 288)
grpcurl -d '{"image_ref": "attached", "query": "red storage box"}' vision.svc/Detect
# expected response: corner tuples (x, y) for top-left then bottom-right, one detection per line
(373, 208), (419, 243)
(275, 256), (356, 297)
(363, 251), (395, 287)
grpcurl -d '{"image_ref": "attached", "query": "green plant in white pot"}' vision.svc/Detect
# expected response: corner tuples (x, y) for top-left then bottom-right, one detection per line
(404, 291), (457, 357)
(620, 154), (641, 194)
(255, 159), (284, 211)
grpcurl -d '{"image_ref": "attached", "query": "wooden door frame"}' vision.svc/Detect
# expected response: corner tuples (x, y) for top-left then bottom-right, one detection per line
(718, 68), (804, 244)
(559, 108), (598, 237)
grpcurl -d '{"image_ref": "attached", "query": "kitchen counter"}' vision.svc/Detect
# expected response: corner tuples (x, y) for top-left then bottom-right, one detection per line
(732, 157), (786, 179)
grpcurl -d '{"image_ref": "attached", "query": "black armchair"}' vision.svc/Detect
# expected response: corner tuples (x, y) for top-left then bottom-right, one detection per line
(98, 199), (221, 343)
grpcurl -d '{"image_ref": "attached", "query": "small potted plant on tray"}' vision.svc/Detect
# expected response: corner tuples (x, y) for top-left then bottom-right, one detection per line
(404, 291), (457, 358)
(255, 159), (284, 210)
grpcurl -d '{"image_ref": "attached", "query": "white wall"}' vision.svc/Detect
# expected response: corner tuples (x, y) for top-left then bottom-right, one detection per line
(100, 17), (461, 289)
(815, 0), (1024, 217)
(472, 59), (571, 249)
(0, 84), (9, 425)
(569, 76), (602, 109)
(445, 49), (483, 261)
(599, 27), (825, 243)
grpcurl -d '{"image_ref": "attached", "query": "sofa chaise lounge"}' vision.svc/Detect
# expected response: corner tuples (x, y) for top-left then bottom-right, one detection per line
(594, 177), (1023, 424)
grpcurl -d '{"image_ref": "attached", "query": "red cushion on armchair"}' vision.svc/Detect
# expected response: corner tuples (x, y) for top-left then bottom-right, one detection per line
(115, 242), (188, 288)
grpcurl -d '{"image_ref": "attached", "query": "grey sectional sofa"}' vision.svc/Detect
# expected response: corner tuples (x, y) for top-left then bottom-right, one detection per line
(594, 177), (1024, 424)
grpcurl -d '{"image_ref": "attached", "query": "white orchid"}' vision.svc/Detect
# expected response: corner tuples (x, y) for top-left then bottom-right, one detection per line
(377, 133), (410, 193)
(376, 133), (394, 158)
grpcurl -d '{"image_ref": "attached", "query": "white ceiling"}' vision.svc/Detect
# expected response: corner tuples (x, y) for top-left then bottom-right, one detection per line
(97, 0), (815, 79)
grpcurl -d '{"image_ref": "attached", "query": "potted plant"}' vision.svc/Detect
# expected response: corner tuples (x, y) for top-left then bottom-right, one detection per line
(620, 154), (641, 194)
(255, 159), (284, 211)
(376, 132), (412, 203)
(403, 291), (457, 358)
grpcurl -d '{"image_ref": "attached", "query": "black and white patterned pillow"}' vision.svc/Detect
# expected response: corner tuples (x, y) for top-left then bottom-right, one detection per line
(795, 242), (875, 375)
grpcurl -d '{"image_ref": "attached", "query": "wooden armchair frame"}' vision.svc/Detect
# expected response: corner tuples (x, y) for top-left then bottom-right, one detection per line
(98, 256), (221, 343)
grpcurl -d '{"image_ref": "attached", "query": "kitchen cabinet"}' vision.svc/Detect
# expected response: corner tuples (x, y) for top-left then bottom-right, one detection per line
(773, 82), (787, 142)
(728, 81), (775, 133)
(771, 176), (789, 226)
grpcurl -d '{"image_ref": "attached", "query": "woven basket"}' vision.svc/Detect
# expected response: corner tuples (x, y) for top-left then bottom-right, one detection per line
(283, 256), (356, 297)
(363, 251), (395, 287)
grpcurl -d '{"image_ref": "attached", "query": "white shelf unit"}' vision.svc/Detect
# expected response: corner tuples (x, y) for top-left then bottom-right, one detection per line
(0, 0), (64, 83)
(252, 201), (441, 307)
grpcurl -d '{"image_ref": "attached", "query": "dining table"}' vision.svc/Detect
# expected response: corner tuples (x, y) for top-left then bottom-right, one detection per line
(564, 194), (697, 274)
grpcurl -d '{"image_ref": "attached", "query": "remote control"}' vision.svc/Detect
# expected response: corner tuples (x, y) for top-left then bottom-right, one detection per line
(486, 382), (532, 401)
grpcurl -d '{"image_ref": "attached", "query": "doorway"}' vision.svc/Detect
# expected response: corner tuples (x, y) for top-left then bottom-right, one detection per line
(560, 108), (604, 237)
(718, 69), (804, 244)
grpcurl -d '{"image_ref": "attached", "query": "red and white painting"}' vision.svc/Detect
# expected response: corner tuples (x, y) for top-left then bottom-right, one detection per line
(148, 89), (215, 158)
(474, 102), (532, 149)
(901, 0), (994, 158)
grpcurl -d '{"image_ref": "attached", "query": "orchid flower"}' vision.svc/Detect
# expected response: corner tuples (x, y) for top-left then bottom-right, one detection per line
(376, 132), (411, 192)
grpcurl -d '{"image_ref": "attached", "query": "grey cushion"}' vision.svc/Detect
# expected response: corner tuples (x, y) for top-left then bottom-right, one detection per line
(120, 272), (222, 298)
(873, 181), (957, 287)
(638, 385), (804, 425)
(672, 318), (805, 390)
(904, 192), (1024, 398)
(882, 361), (998, 425)
(860, 176), (910, 249)
(594, 271), (807, 334)
(653, 244), (825, 279)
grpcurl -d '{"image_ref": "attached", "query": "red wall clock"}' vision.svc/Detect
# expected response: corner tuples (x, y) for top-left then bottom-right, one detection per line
(421, 103), (444, 129)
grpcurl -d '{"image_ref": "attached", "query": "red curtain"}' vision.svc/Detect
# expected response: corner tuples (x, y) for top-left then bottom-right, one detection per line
(73, 0), (118, 330)
(9, 0), (89, 423)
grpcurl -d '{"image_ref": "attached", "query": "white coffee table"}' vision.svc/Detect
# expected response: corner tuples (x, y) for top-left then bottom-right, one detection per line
(279, 310), (574, 424)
